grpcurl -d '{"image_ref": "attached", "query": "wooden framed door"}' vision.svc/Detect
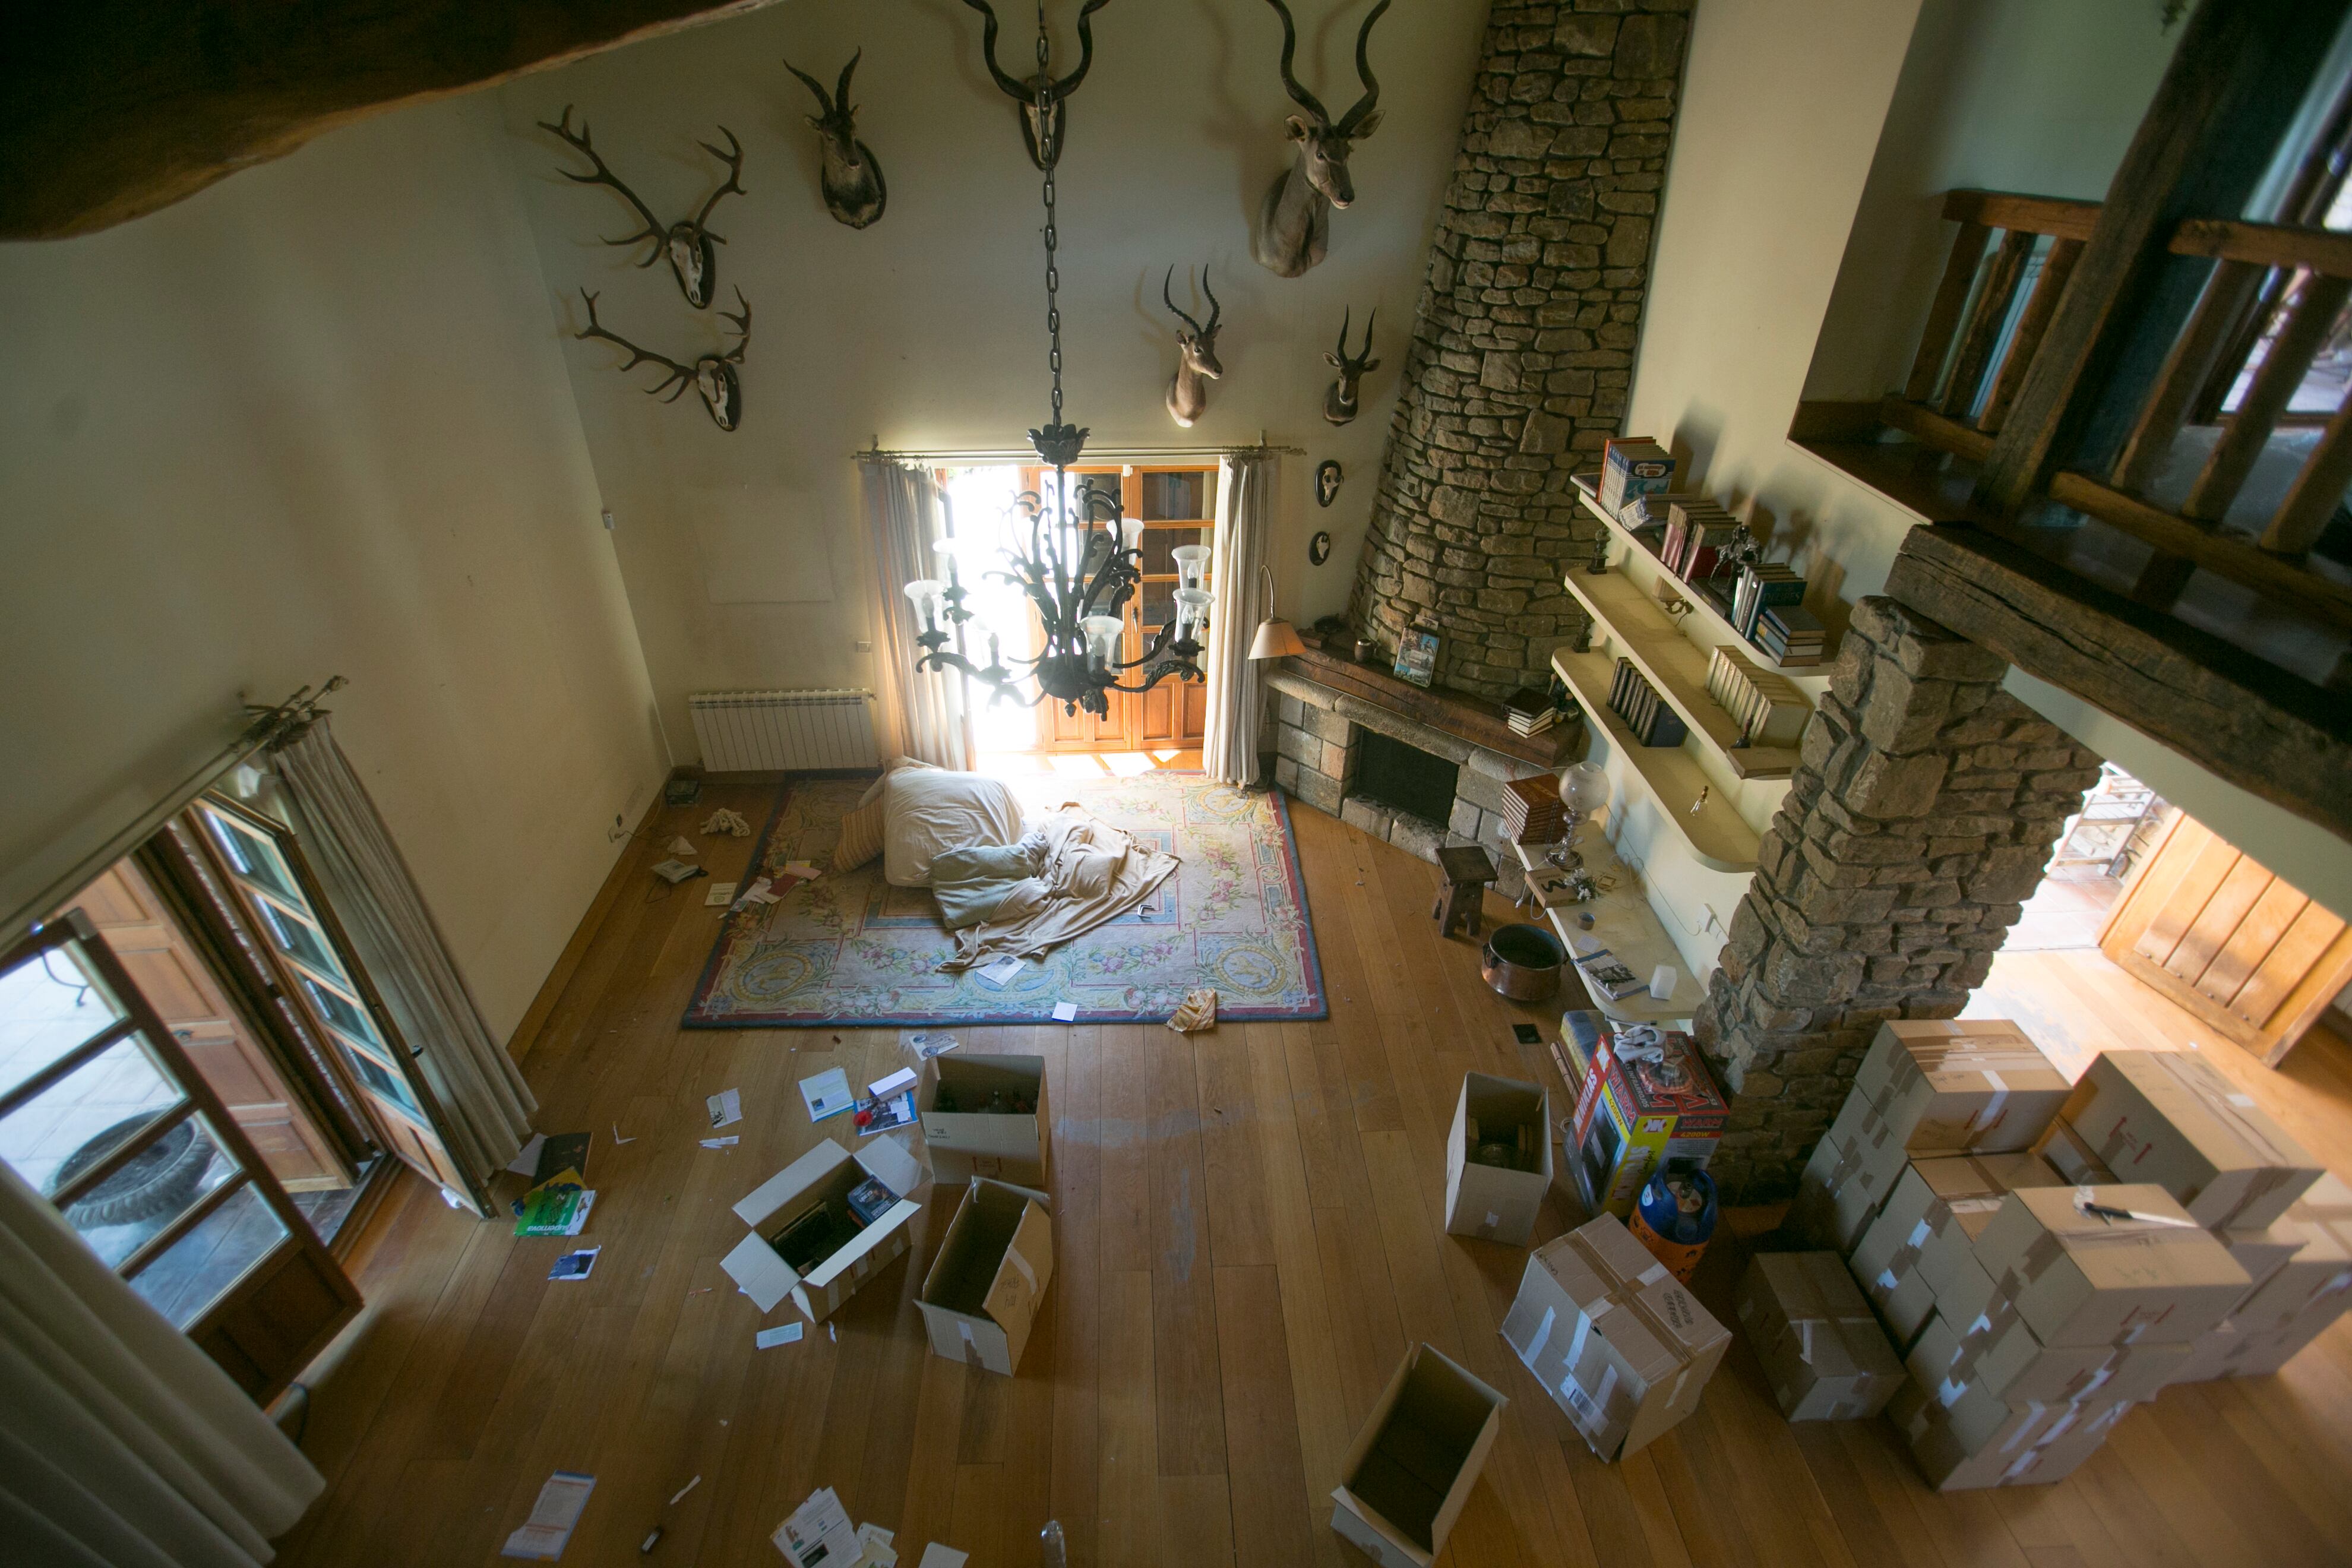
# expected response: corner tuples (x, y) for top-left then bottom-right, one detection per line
(0, 913), (362, 1403)
(2098, 810), (2352, 1064)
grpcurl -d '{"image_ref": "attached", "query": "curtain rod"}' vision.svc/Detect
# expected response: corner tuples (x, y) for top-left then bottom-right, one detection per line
(855, 442), (1304, 462)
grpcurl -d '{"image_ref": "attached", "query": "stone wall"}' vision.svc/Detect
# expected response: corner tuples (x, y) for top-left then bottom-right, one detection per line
(1347, 0), (1690, 699)
(1692, 598), (2104, 1203)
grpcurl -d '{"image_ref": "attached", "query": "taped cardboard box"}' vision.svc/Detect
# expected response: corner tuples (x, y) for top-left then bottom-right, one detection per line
(1785, 1092), (1908, 1253)
(1971, 1184), (2250, 1347)
(1852, 1020), (2070, 1156)
(2225, 1210), (2352, 1332)
(1445, 1071), (1553, 1245)
(2058, 1050), (2321, 1231)
(1849, 1152), (2065, 1350)
(1915, 1265), (2190, 1405)
(917, 1177), (1052, 1376)
(2225, 1283), (2352, 1376)
(1732, 1251), (1903, 1421)
(1327, 1343), (1506, 1568)
(723, 1136), (926, 1323)
(1500, 1214), (1731, 1461)
(1566, 1026), (1727, 1220)
(919, 1054), (1050, 1186)
(1886, 1368), (2133, 1491)
(2032, 1120), (2117, 1186)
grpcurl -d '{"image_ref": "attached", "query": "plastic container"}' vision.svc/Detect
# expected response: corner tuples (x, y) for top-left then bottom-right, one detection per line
(1628, 1161), (1718, 1284)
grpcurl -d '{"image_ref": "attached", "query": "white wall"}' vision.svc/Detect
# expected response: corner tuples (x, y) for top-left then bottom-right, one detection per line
(0, 96), (670, 1039)
(497, 0), (1490, 758)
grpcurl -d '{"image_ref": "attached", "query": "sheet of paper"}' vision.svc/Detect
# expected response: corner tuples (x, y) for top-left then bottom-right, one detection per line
(905, 1032), (960, 1058)
(755, 1322), (805, 1349)
(857, 1523), (899, 1568)
(667, 836), (698, 856)
(705, 881), (738, 907)
(707, 1088), (743, 1128)
(505, 1134), (546, 1177)
(916, 1546), (969, 1568)
(548, 1247), (600, 1282)
(500, 1471), (596, 1560)
(774, 1487), (859, 1568)
(700, 1136), (738, 1149)
(783, 859), (821, 878)
(1051, 1001), (1079, 1023)
(978, 956), (1024, 987)
(800, 1068), (853, 1123)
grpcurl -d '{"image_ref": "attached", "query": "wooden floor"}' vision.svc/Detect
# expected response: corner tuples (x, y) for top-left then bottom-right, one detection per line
(275, 767), (2352, 1568)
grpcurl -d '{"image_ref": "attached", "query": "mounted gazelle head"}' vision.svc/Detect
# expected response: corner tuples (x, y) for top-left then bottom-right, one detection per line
(784, 51), (888, 229)
(962, 0), (1113, 169)
(1323, 306), (1379, 424)
(540, 107), (746, 308)
(1163, 265), (1224, 429)
(1250, 0), (1391, 278)
(576, 287), (753, 432)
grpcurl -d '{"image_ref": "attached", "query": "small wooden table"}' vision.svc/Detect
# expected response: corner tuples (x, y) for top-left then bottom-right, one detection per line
(1432, 846), (1499, 939)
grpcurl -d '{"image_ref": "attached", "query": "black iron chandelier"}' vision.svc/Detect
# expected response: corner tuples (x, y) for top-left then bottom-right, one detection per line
(905, 8), (1209, 718)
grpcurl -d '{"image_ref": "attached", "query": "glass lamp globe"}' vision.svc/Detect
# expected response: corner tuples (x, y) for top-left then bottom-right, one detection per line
(1558, 760), (1609, 817)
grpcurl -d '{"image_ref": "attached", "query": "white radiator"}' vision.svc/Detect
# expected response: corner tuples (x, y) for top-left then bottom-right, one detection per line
(688, 688), (879, 772)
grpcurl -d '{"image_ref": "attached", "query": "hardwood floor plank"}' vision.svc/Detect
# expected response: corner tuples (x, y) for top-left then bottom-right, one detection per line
(1194, 1023), (1274, 1267)
(1147, 1026), (1227, 1476)
(1048, 1021), (1104, 1567)
(1212, 1266), (1316, 1568)
(1101, 1269), (1162, 1568)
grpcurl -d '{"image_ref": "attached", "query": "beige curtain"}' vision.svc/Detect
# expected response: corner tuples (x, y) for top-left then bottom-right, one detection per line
(862, 461), (972, 770)
(0, 1161), (321, 1567)
(275, 719), (535, 1198)
(1203, 453), (1278, 785)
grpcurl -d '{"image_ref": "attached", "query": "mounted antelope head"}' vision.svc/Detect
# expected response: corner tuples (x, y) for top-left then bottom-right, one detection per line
(1162, 265), (1224, 429)
(576, 287), (753, 432)
(962, 0), (1113, 169)
(1250, 0), (1390, 279)
(540, 107), (746, 308)
(784, 51), (887, 229)
(1323, 307), (1380, 424)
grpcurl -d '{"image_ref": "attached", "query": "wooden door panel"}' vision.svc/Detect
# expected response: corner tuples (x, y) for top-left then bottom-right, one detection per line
(2202, 880), (2311, 1007)
(2231, 900), (2350, 1025)
(2168, 856), (2275, 987)
(190, 1241), (360, 1403)
(2133, 820), (2237, 965)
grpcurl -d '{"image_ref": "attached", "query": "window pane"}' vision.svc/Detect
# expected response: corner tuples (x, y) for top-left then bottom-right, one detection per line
(254, 897), (341, 976)
(300, 974), (380, 1048)
(198, 805), (301, 902)
(128, 1178), (284, 1329)
(1140, 470), (1208, 520)
(0, 1034), (182, 1200)
(343, 1044), (420, 1116)
(0, 942), (127, 1101)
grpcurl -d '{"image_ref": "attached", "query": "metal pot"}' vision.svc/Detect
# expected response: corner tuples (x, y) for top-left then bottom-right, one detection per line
(1481, 922), (1565, 1001)
(1352, 637), (1377, 662)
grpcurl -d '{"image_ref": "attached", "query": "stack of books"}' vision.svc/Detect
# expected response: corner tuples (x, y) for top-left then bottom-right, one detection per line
(1706, 646), (1810, 746)
(1607, 658), (1689, 747)
(1570, 942), (1650, 1003)
(1502, 685), (1560, 737)
(1500, 774), (1569, 843)
(1662, 500), (1741, 581)
(1598, 437), (1675, 518)
(1759, 605), (1828, 666)
(1620, 491), (1704, 530)
(1732, 561), (1806, 640)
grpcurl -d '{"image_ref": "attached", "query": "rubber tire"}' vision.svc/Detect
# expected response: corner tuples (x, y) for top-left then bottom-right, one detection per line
(52, 1115), (215, 1229)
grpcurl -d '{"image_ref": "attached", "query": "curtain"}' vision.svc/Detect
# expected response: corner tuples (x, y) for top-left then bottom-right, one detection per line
(274, 719), (535, 1197)
(0, 1162), (321, 1568)
(862, 460), (972, 771)
(1203, 453), (1278, 785)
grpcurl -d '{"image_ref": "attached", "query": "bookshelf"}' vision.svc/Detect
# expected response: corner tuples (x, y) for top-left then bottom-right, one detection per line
(1508, 840), (1705, 1024)
(1549, 647), (1762, 874)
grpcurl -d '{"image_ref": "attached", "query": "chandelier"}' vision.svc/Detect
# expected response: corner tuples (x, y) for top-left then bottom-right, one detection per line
(903, 10), (1209, 718)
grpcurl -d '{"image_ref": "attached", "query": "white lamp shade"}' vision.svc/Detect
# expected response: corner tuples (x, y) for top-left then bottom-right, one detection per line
(1081, 615), (1124, 663)
(1248, 618), (1308, 660)
(1559, 760), (1609, 814)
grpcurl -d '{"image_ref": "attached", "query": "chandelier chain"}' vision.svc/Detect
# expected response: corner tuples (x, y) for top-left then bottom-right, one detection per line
(1035, 9), (1064, 427)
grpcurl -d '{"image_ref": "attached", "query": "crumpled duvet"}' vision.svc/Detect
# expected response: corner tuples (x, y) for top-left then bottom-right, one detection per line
(934, 803), (1180, 970)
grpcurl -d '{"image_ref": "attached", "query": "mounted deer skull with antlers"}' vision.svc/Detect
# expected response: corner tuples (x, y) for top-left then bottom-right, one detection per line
(1250, 0), (1390, 279)
(576, 287), (753, 432)
(962, 0), (1113, 169)
(784, 51), (887, 229)
(1162, 266), (1224, 429)
(539, 107), (746, 308)
(1324, 306), (1379, 423)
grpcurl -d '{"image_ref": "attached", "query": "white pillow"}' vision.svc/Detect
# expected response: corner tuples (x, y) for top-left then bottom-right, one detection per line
(882, 770), (1025, 887)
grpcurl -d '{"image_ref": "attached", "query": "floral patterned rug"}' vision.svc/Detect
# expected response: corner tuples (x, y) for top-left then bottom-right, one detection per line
(682, 771), (1326, 1028)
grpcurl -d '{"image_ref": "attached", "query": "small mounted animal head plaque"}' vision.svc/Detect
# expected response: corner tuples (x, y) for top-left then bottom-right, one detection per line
(962, 0), (1114, 169)
(540, 106), (746, 308)
(1315, 460), (1343, 507)
(785, 51), (887, 229)
(1162, 265), (1225, 428)
(576, 287), (753, 432)
(1308, 529), (1332, 564)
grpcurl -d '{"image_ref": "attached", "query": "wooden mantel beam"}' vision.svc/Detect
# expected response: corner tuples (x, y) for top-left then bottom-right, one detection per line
(0, 1), (785, 241)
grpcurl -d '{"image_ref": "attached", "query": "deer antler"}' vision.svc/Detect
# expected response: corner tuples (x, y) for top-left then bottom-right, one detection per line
(1263, 0), (1330, 125)
(540, 108), (669, 265)
(836, 48), (862, 113)
(1055, 0), (1114, 94)
(965, 0), (1115, 99)
(1164, 265), (1206, 335)
(1199, 265), (1221, 333)
(719, 289), (753, 364)
(576, 289), (697, 401)
(693, 128), (746, 236)
(783, 58), (835, 115)
(962, 0), (1030, 100)
(1333, 306), (1377, 366)
(1333, 0), (1390, 137)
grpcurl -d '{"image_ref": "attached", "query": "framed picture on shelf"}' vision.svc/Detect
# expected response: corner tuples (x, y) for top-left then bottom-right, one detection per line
(1394, 623), (1441, 688)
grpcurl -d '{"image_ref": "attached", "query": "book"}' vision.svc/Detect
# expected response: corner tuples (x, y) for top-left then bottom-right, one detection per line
(514, 1185), (595, 1237)
(1759, 605), (1826, 666)
(1599, 438), (1674, 518)
(1501, 685), (1553, 718)
(1572, 946), (1651, 1002)
(533, 1131), (591, 1187)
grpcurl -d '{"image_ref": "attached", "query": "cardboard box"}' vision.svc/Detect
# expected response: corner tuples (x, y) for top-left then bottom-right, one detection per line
(1500, 1214), (1731, 1461)
(1850, 1152), (2065, 1349)
(917, 1177), (1053, 1376)
(723, 1136), (925, 1323)
(1444, 1072), (1553, 1245)
(1918, 1267), (2191, 1404)
(2033, 1120), (2117, 1186)
(1567, 1026), (1728, 1219)
(2225, 1212), (2352, 1331)
(2058, 1050), (2321, 1231)
(1887, 1371), (2132, 1491)
(1732, 1251), (1904, 1421)
(1852, 1020), (2070, 1156)
(1784, 1091), (1908, 1254)
(2227, 1286), (2352, 1376)
(920, 1054), (1050, 1186)
(1327, 1344), (1506, 1568)
(1971, 1184), (2250, 1347)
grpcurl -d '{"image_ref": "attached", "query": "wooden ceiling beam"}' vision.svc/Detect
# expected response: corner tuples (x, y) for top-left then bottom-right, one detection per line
(0, 1), (785, 241)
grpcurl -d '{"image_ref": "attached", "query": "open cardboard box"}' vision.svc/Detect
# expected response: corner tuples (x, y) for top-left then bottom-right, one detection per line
(1329, 1343), (1506, 1568)
(721, 1135), (925, 1323)
(1445, 1071), (1553, 1245)
(919, 1054), (1050, 1186)
(918, 1177), (1054, 1376)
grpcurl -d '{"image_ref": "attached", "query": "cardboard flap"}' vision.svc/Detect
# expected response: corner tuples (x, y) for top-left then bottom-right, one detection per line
(803, 1198), (923, 1289)
(983, 1197), (1054, 1335)
(722, 1230), (801, 1314)
(735, 1140), (852, 1228)
(856, 1133), (926, 1199)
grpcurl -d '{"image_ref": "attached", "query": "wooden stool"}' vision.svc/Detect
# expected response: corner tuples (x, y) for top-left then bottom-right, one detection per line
(1433, 845), (1498, 940)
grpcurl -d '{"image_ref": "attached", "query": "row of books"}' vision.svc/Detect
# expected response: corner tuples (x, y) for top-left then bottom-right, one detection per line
(1607, 657), (1687, 748)
(1659, 499), (1742, 581)
(1757, 604), (1826, 666)
(1731, 560), (1804, 640)
(1705, 646), (1809, 747)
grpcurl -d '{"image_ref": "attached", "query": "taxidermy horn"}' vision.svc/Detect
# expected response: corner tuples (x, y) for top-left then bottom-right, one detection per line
(784, 51), (887, 229)
(1248, 0), (1391, 278)
(539, 106), (747, 308)
(1323, 306), (1379, 424)
(1163, 265), (1224, 429)
(962, 0), (1114, 169)
(576, 287), (752, 432)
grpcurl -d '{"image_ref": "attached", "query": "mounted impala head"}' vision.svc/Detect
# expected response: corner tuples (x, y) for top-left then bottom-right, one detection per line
(1250, 0), (1390, 279)
(962, 0), (1114, 169)
(540, 106), (745, 308)
(576, 287), (752, 432)
(1163, 265), (1224, 429)
(1323, 306), (1379, 424)
(784, 51), (887, 229)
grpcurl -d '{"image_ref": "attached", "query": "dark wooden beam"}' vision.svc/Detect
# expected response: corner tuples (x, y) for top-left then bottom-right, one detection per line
(0, 1), (784, 240)
(1885, 524), (2352, 848)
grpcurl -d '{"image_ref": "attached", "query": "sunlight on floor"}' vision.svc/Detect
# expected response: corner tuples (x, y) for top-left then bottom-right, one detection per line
(976, 747), (1193, 780)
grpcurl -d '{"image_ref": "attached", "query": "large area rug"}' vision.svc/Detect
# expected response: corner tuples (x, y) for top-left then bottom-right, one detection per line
(682, 771), (1326, 1028)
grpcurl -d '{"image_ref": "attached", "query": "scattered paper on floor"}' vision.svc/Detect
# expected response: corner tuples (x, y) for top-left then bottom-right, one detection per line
(755, 1323), (804, 1349)
(701, 1136), (738, 1149)
(707, 1088), (743, 1128)
(1051, 1001), (1078, 1023)
(800, 1068), (852, 1122)
(500, 1471), (596, 1560)
(774, 1487), (858, 1568)
(705, 881), (738, 907)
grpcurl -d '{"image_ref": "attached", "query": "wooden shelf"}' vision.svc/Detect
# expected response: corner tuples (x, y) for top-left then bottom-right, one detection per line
(1558, 569), (1803, 780)
(1550, 648), (1762, 873)
(1509, 840), (1705, 1024)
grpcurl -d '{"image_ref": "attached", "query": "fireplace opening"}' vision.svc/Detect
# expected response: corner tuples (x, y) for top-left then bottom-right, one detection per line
(1354, 731), (1460, 826)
